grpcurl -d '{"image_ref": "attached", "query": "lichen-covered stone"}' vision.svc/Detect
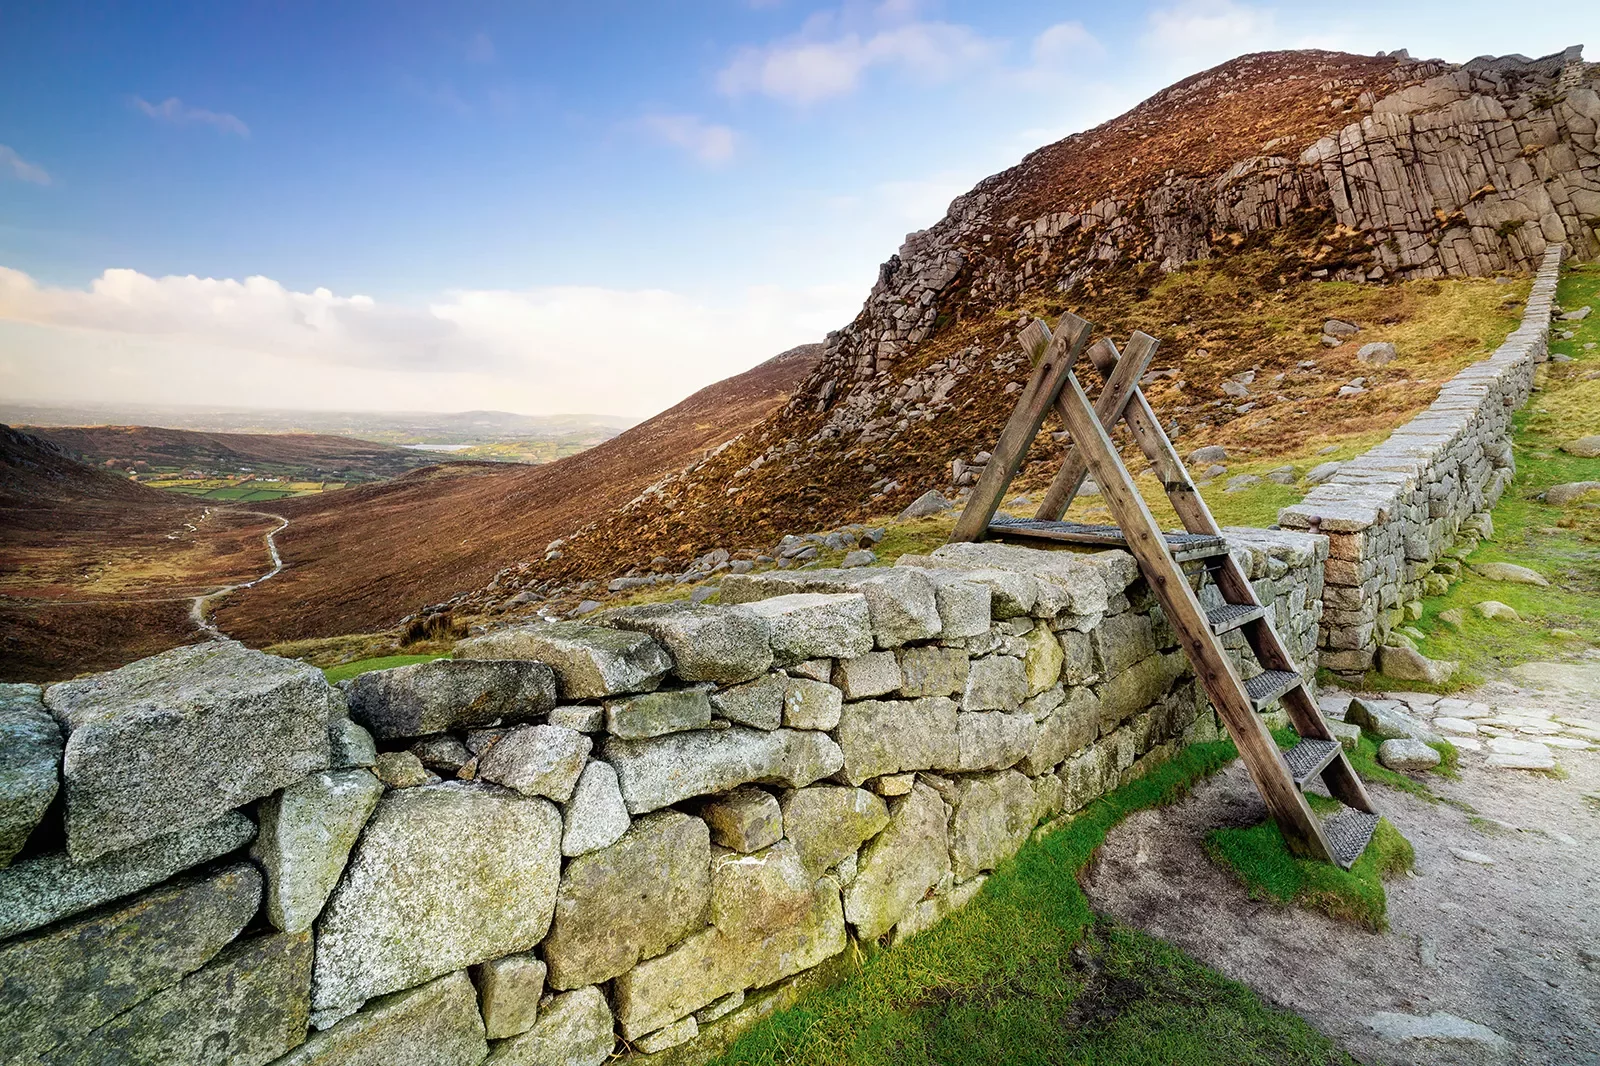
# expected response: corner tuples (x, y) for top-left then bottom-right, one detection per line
(485, 985), (614, 1066)
(276, 971), (488, 1066)
(373, 750), (429, 788)
(603, 602), (774, 684)
(0, 810), (253, 941)
(312, 782), (562, 1012)
(834, 697), (958, 785)
(1378, 737), (1442, 771)
(252, 768), (383, 934)
(561, 760), (630, 857)
(604, 688), (712, 739)
(922, 572), (992, 638)
(711, 674), (787, 730)
(455, 622), (671, 699)
(472, 953), (546, 1040)
(700, 786), (782, 852)
(343, 659), (557, 739)
(780, 785), (889, 874)
(843, 782), (950, 939)
(548, 704), (605, 732)
(0, 683), (61, 867)
(831, 651), (902, 700)
(408, 733), (472, 773)
(947, 770), (1036, 880)
(476, 724), (592, 802)
(1017, 687), (1098, 775)
(51, 931), (313, 1066)
(897, 646), (969, 697)
(1098, 652), (1184, 731)
(44, 641), (331, 862)
(0, 864), (261, 1063)
(956, 711), (1038, 772)
(541, 811), (711, 990)
(784, 678), (842, 730)
(602, 727), (843, 814)
(327, 716), (377, 769)
(709, 840), (815, 940)
(961, 655), (1028, 711)
(1021, 626), (1065, 696)
(733, 593), (874, 665)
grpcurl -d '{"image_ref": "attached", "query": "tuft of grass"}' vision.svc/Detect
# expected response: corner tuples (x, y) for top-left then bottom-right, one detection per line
(322, 652), (448, 684)
(1205, 817), (1413, 931)
(714, 738), (1357, 1066)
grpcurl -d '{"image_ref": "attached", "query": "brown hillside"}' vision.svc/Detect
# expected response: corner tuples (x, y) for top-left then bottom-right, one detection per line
(214, 344), (822, 643)
(28, 425), (432, 479)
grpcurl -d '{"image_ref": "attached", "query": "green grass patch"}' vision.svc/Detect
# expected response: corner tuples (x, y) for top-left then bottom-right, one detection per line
(1205, 817), (1413, 932)
(322, 653), (448, 684)
(715, 739), (1356, 1066)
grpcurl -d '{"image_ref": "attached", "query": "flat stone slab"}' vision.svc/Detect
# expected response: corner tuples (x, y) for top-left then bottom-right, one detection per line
(276, 971), (489, 1066)
(456, 622), (672, 698)
(0, 683), (62, 867)
(44, 641), (331, 861)
(312, 782), (563, 1012)
(0, 810), (255, 940)
(1364, 1010), (1508, 1048)
(603, 727), (843, 814)
(343, 658), (557, 739)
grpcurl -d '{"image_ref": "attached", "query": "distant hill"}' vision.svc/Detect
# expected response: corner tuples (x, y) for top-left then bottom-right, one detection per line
(0, 424), (178, 518)
(26, 425), (437, 481)
(214, 343), (822, 643)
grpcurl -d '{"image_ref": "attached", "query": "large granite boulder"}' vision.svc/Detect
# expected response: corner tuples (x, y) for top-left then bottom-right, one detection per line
(843, 782), (950, 939)
(342, 659), (557, 739)
(0, 863), (261, 1063)
(834, 697), (959, 785)
(274, 971), (488, 1066)
(485, 985), (614, 1066)
(780, 785), (889, 874)
(476, 724), (591, 802)
(48, 931), (313, 1066)
(252, 768), (384, 935)
(602, 728), (843, 814)
(603, 603), (774, 683)
(455, 623), (671, 698)
(44, 641), (331, 861)
(947, 770), (1036, 880)
(312, 782), (563, 1012)
(0, 811), (255, 940)
(0, 683), (61, 867)
(541, 811), (711, 990)
(720, 570), (941, 648)
(731, 594), (873, 665)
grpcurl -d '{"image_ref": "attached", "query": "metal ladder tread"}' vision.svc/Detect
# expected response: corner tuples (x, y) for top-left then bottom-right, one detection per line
(1323, 808), (1381, 870)
(1243, 669), (1303, 710)
(1283, 737), (1342, 787)
(1206, 602), (1265, 634)
(987, 517), (1230, 562)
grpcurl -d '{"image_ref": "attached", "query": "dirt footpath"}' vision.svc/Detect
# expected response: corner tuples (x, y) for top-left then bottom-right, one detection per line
(1082, 659), (1600, 1066)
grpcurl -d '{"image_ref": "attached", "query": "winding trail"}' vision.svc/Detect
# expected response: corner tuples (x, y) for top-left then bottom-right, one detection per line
(190, 511), (289, 639)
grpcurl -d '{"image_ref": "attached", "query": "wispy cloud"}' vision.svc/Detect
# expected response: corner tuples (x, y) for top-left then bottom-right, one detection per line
(718, 1), (1001, 105)
(465, 31), (496, 64)
(132, 96), (250, 137)
(0, 145), (50, 185)
(639, 113), (738, 165)
(1141, 0), (1278, 70)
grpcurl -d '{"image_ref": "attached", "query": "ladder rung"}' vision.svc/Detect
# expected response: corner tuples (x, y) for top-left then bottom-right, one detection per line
(1243, 669), (1302, 710)
(987, 517), (1229, 562)
(1282, 737), (1342, 787)
(1206, 602), (1265, 634)
(1323, 808), (1380, 869)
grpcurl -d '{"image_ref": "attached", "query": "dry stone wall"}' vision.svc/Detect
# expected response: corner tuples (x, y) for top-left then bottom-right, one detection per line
(0, 533), (1324, 1066)
(1279, 245), (1562, 676)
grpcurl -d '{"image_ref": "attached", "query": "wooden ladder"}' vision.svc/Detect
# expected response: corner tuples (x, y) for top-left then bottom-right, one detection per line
(950, 312), (1379, 867)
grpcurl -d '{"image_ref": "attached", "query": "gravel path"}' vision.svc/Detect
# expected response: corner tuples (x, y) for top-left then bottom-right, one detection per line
(1082, 656), (1600, 1066)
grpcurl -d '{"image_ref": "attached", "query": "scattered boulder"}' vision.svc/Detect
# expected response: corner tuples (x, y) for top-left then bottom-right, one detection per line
(1473, 600), (1522, 623)
(898, 489), (954, 519)
(1365, 1011), (1507, 1049)
(1265, 466), (1297, 485)
(1226, 474), (1262, 492)
(252, 768), (384, 934)
(1188, 445), (1228, 463)
(841, 549), (877, 568)
(1546, 480), (1600, 506)
(343, 659), (557, 739)
(560, 760), (630, 857)
(44, 641), (331, 862)
(1323, 318), (1360, 336)
(1378, 737), (1441, 772)
(1356, 341), (1398, 364)
(1438, 607), (1466, 630)
(1560, 305), (1592, 321)
(0, 683), (62, 867)
(1560, 435), (1600, 458)
(1377, 644), (1458, 685)
(312, 782), (563, 1012)
(1471, 562), (1549, 586)
(455, 623), (671, 699)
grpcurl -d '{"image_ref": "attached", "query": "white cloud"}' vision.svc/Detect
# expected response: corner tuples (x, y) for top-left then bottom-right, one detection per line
(1141, 0), (1278, 70)
(639, 113), (738, 165)
(718, 3), (1001, 105)
(0, 265), (855, 417)
(132, 96), (250, 137)
(0, 145), (50, 185)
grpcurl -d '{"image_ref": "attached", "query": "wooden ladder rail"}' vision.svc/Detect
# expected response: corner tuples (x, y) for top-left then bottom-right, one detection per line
(1028, 320), (1340, 862)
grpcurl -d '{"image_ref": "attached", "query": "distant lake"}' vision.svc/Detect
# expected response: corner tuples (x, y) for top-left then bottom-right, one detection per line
(403, 443), (474, 452)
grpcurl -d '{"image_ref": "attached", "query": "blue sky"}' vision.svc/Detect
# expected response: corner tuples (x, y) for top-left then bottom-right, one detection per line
(0, 1), (1589, 417)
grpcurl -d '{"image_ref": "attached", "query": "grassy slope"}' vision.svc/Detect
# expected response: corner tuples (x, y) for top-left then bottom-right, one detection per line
(715, 740), (1355, 1066)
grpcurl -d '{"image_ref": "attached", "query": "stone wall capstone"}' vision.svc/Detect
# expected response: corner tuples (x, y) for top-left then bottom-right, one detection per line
(0, 533), (1326, 1065)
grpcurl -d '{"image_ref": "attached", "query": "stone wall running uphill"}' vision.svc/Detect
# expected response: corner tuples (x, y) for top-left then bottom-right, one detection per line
(0, 533), (1324, 1065)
